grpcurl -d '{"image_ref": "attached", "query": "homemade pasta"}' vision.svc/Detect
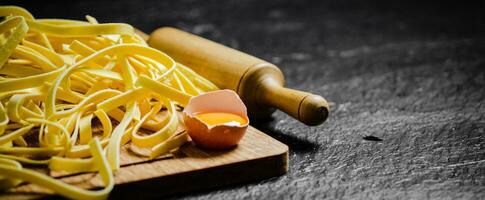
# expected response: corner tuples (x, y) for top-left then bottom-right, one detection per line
(0, 6), (218, 199)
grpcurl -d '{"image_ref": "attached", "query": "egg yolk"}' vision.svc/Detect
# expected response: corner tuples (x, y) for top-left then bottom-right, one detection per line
(195, 112), (247, 126)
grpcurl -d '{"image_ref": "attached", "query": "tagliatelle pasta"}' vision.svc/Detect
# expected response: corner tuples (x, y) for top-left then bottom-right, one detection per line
(0, 6), (218, 199)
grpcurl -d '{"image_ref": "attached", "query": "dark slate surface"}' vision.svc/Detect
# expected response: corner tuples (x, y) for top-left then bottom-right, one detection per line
(4, 0), (485, 199)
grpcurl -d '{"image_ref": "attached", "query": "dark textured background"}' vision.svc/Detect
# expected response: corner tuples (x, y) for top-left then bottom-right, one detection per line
(3, 0), (485, 199)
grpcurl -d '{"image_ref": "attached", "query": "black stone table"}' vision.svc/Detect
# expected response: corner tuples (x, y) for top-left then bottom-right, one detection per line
(5, 0), (484, 199)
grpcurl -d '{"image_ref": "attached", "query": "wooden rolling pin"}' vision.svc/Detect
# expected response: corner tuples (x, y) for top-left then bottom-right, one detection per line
(146, 27), (329, 126)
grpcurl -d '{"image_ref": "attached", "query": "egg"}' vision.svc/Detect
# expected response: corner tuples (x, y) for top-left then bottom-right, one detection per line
(183, 89), (249, 149)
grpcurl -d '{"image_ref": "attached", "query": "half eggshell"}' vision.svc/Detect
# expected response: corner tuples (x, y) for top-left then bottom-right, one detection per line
(183, 89), (249, 149)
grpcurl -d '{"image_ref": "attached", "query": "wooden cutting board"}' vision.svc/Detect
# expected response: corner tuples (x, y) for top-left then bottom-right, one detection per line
(1, 126), (288, 199)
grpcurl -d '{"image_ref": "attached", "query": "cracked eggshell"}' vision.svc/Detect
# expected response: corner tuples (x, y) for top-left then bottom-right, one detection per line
(183, 89), (249, 149)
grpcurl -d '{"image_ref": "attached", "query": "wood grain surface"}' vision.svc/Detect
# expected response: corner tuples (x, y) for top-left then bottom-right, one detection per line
(0, 126), (288, 199)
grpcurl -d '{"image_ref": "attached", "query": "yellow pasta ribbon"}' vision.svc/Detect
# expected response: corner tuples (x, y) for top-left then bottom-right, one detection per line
(0, 16), (28, 68)
(0, 139), (113, 200)
(0, 6), (219, 199)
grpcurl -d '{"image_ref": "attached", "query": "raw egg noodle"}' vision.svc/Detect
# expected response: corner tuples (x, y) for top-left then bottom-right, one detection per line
(0, 6), (218, 199)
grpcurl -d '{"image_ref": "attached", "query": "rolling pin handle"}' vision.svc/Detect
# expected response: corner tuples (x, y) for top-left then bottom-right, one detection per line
(258, 78), (329, 126)
(299, 93), (329, 126)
